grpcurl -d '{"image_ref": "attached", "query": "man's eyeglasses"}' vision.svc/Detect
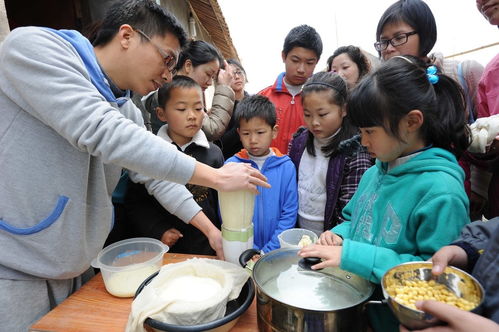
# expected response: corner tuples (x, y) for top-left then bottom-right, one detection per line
(374, 31), (418, 52)
(133, 27), (177, 75)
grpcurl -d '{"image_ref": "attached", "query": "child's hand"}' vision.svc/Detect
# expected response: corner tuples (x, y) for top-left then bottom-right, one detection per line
(430, 245), (468, 275)
(298, 244), (342, 270)
(318, 231), (343, 246)
(399, 300), (499, 332)
(160, 228), (183, 247)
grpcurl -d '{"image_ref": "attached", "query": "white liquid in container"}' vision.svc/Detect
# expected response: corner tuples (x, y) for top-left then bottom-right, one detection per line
(222, 233), (254, 265)
(159, 275), (222, 302)
(262, 265), (363, 311)
(105, 265), (159, 297)
(218, 190), (255, 230)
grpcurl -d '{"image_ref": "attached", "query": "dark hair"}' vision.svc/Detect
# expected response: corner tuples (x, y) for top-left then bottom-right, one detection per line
(283, 25), (323, 59)
(234, 95), (276, 128)
(157, 75), (201, 108)
(91, 0), (187, 48)
(375, 0), (437, 58)
(348, 56), (470, 158)
(327, 45), (371, 80)
(301, 72), (358, 158)
(227, 58), (248, 82)
(175, 40), (224, 71)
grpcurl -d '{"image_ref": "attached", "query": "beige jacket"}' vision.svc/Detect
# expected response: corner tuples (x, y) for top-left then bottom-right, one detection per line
(203, 84), (235, 141)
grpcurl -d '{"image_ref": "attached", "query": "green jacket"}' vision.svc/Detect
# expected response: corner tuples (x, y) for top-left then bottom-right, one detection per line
(333, 147), (470, 284)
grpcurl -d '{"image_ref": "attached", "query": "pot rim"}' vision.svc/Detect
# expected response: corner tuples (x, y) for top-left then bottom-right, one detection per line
(251, 248), (375, 311)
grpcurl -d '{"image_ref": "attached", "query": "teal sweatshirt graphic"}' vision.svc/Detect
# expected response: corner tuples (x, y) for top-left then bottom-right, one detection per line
(333, 148), (470, 284)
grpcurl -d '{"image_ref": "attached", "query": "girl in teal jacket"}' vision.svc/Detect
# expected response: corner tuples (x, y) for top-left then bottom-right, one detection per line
(299, 56), (471, 331)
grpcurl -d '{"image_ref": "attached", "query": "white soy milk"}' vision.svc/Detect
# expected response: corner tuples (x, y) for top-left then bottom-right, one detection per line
(105, 265), (159, 297)
(160, 275), (222, 302)
(218, 190), (255, 230)
(262, 265), (363, 310)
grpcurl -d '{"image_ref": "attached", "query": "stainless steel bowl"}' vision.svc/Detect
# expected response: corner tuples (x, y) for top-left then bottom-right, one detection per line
(381, 261), (484, 330)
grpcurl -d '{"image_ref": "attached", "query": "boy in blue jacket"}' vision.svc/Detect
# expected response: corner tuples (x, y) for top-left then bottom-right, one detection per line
(226, 95), (298, 253)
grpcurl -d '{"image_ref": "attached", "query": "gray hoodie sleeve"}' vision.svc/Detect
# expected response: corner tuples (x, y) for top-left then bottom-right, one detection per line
(128, 171), (201, 223)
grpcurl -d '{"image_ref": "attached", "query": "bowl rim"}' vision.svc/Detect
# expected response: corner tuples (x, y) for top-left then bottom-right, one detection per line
(135, 272), (255, 331)
(381, 261), (485, 314)
(93, 237), (168, 271)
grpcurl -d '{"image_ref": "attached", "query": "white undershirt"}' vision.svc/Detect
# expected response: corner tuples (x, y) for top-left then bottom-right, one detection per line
(297, 134), (335, 235)
(248, 149), (274, 169)
(283, 79), (302, 97)
(387, 151), (423, 171)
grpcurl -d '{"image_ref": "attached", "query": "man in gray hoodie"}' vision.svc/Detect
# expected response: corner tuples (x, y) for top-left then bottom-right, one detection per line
(0, 0), (267, 330)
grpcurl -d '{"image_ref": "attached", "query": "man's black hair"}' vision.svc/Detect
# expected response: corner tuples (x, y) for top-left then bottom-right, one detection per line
(91, 0), (187, 48)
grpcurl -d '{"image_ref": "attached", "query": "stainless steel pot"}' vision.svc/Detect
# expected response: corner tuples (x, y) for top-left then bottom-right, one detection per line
(240, 248), (375, 332)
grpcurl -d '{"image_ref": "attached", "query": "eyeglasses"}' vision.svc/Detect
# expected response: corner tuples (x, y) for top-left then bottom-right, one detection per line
(374, 31), (418, 52)
(233, 70), (245, 78)
(133, 27), (178, 75)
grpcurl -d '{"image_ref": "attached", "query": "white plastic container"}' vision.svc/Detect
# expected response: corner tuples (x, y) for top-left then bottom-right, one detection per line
(218, 190), (255, 230)
(278, 228), (318, 249)
(91, 237), (169, 297)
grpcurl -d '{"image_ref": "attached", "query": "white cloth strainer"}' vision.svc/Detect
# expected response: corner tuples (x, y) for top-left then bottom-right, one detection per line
(126, 258), (249, 332)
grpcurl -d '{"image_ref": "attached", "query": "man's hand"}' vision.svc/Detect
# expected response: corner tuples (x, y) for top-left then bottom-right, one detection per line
(189, 211), (224, 260)
(215, 162), (270, 194)
(207, 226), (224, 260)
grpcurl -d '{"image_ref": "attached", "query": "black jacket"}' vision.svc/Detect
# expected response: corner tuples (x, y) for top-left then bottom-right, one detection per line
(124, 140), (224, 255)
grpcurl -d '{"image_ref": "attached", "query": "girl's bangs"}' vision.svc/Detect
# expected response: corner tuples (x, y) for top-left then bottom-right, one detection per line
(347, 78), (386, 129)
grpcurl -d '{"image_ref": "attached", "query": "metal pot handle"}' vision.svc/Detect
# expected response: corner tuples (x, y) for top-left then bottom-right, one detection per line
(364, 299), (388, 307)
(238, 248), (261, 268)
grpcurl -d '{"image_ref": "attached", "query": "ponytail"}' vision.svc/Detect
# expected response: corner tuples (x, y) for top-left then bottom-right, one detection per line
(425, 74), (470, 158)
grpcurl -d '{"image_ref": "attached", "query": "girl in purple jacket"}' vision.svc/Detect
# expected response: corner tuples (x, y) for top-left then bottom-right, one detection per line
(288, 72), (372, 236)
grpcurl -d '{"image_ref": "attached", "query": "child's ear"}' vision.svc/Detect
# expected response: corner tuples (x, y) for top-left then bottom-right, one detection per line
(156, 106), (167, 122)
(341, 105), (347, 118)
(281, 51), (287, 63)
(272, 125), (279, 139)
(406, 109), (424, 132)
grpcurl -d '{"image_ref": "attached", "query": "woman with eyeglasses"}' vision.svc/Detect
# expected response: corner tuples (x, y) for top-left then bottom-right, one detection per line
(376, 0), (483, 124)
(216, 58), (250, 159)
(144, 40), (235, 140)
(376, 0), (485, 220)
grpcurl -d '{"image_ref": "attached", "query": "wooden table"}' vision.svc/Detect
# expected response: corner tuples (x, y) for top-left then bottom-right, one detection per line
(30, 253), (258, 331)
